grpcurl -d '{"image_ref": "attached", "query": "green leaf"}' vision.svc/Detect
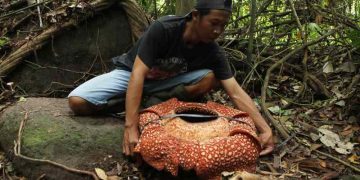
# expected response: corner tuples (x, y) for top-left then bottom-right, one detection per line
(268, 105), (281, 114)
(307, 23), (322, 40)
(0, 36), (9, 47)
(308, 23), (322, 33)
(18, 97), (27, 102)
(348, 30), (360, 48)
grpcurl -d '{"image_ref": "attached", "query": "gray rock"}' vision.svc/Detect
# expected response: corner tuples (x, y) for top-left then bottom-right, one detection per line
(0, 98), (125, 179)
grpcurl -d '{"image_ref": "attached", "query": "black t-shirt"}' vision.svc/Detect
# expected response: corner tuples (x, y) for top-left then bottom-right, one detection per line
(112, 15), (233, 80)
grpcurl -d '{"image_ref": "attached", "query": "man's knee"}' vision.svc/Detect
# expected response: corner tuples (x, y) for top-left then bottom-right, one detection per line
(68, 96), (98, 115)
(202, 71), (219, 88)
(185, 72), (219, 97)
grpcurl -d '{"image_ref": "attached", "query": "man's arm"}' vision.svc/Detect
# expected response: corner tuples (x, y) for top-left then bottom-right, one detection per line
(123, 55), (149, 156)
(221, 77), (274, 155)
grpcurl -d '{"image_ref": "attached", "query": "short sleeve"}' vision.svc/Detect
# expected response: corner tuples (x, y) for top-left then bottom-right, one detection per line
(137, 21), (166, 68)
(210, 47), (233, 80)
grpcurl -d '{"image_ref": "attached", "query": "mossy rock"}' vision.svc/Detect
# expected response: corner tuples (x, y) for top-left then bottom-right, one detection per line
(0, 98), (125, 179)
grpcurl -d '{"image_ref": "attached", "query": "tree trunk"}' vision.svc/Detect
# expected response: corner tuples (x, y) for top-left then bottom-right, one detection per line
(247, 0), (257, 62)
(175, 0), (195, 16)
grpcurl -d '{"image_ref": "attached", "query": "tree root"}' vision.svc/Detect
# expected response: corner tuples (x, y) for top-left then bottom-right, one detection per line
(280, 62), (332, 98)
(13, 111), (99, 180)
(261, 26), (340, 140)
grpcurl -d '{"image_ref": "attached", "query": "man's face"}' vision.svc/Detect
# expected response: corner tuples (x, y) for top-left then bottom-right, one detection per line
(194, 9), (230, 43)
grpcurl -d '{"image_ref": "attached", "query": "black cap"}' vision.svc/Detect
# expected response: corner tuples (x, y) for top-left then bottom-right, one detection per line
(195, 0), (232, 12)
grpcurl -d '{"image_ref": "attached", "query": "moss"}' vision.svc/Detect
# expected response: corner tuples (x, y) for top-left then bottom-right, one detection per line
(0, 112), (22, 150)
(0, 97), (126, 179)
(19, 114), (123, 160)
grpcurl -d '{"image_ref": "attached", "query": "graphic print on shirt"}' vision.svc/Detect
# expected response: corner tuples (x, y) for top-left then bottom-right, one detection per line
(146, 57), (188, 80)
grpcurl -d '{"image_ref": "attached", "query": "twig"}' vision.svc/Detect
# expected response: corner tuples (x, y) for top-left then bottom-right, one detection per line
(264, 163), (278, 174)
(261, 26), (341, 140)
(13, 111), (99, 180)
(312, 4), (360, 30)
(293, 133), (360, 173)
(257, 170), (303, 178)
(95, 29), (107, 72)
(314, 150), (360, 173)
(42, 81), (74, 95)
(24, 60), (96, 76)
(73, 28), (109, 84)
(0, 0), (54, 20)
(288, 0), (304, 40)
(36, 0), (43, 28)
(0, 0), (116, 77)
(346, 74), (360, 93)
(2, 13), (32, 36)
(36, 174), (46, 180)
(256, 170), (282, 176)
(16, 111), (29, 154)
(275, 133), (297, 149)
(4, 169), (13, 180)
(281, 62), (332, 98)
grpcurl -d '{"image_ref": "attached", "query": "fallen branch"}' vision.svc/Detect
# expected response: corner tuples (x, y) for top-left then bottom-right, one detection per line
(0, 0), (148, 77)
(13, 111), (99, 180)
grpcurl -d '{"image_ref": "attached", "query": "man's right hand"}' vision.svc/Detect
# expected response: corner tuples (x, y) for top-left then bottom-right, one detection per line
(123, 56), (149, 156)
(122, 125), (140, 156)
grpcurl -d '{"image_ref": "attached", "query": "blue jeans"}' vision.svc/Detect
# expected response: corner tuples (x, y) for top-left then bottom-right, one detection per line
(68, 69), (211, 105)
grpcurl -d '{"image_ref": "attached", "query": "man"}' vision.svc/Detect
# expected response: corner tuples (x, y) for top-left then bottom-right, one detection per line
(68, 0), (274, 157)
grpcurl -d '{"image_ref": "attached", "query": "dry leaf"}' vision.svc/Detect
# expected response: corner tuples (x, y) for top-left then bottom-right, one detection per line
(335, 100), (346, 107)
(331, 88), (345, 99)
(299, 159), (327, 171)
(336, 141), (356, 154)
(348, 154), (359, 164)
(222, 171), (235, 177)
(340, 125), (354, 136)
(292, 85), (301, 92)
(321, 171), (340, 180)
(319, 160), (327, 168)
(336, 62), (356, 73)
(318, 128), (339, 148)
(323, 61), (334, 73)
(281, 99), (289, 106)
(318, 127), (356, 155)
(107, 176), (121, 180)
(310, 144), (322, 151)
(229, 171), (262, 180)
(310, 133), (320, 141)
(95, 168), (108, 180)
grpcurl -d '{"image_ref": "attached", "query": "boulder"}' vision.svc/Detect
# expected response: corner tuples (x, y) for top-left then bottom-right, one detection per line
(0, 98), (125, 179)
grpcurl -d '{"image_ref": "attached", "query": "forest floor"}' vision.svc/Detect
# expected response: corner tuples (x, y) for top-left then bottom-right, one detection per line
(0, 0), (359, 178)
(0, 81), (359, 180)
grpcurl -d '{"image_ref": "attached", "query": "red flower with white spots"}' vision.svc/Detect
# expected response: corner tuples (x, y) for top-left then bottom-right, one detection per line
(134, 98), (261, 179)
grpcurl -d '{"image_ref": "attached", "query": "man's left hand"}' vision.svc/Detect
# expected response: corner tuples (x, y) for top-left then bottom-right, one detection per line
(258, 131), (274, 156)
